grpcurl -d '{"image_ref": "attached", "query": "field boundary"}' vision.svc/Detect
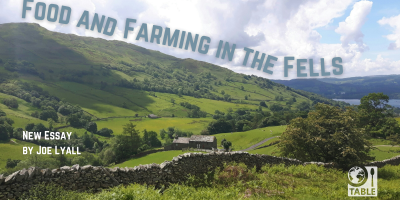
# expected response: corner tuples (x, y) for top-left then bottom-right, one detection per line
(1, 152), (399, 199)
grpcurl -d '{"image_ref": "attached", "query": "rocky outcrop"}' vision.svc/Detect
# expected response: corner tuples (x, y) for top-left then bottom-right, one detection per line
(0, 152), (399, 200)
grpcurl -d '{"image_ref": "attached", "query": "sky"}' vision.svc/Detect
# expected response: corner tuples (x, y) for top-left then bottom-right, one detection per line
(1, 0), (400, 80)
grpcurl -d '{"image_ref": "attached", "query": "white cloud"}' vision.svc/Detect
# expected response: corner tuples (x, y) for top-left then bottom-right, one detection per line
(378, 14), (400, 50)
(335, 0), (372, 51)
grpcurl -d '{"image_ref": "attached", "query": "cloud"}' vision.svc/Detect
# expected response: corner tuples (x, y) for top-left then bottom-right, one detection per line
(378, 14), (400, 50)
(335, 0), (372, 52)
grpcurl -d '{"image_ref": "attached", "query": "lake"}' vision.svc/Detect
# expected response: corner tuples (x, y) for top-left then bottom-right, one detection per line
(333, 99), (400, 108)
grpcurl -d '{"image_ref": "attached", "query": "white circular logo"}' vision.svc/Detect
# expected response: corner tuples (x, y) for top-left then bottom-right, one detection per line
(348, 166), (366, 184)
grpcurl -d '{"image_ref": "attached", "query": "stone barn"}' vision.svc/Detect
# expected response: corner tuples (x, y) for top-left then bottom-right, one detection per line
(169, 135), (217, 150)
(189, 135), (217, 150)
(171, 137), (191, 150)
(148, 114), (160, 119)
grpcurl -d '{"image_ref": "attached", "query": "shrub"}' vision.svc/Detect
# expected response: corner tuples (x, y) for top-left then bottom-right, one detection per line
(97, 128), (113, 137)
(5, 159), (21, 168)
(2, 98), (18, 108)
(86, 121), (98, 133)
(20, 183), (88, 200)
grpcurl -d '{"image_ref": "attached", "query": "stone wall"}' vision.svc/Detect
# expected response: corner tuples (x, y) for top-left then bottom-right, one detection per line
(0, 152), (399, 200)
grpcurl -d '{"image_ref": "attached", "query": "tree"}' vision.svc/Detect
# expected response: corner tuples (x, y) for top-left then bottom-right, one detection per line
(160, 129), (166, 139)
(142, 129), (149, 145)
(243, 124), (251, 131)
(260, 101), (267, 107)
(278, 103), (374, 169)
(358, 93), (400, 138)
(86, 122), (98, 133)
(2, 98), (18, 108)
(296, 101), (310, 111)
(122, 122), (141, 154)
(71, 156), (89, 166)
(0, 124), (9, 141)
(222, 140), (232, 151)
(221, 138), (227, 146)
(97, 128), (114, 137)
(6, 159), (21, 168)
(206, 119), (233, 135)
(47, 119), (54, 132)
(39, 110), (58, 122)
(270, 104), (283, 112)
(82, 132), (94, 149)
(32, 123), (47, 134)
(148, 131), (162, 147)
(25, 123), (35, 131)
(0, 109), (6, 117)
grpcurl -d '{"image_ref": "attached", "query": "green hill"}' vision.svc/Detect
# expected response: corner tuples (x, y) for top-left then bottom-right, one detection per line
(0, 23), (344, 134)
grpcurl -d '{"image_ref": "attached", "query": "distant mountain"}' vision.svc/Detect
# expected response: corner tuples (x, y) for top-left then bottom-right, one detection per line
(273, 75), (400, 99)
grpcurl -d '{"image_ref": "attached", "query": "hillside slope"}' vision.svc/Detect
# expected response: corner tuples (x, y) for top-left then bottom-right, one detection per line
(0, 23), (344, 131)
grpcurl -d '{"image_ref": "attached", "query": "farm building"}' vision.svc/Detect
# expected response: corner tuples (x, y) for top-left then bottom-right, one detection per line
(167, 135), (217, 150)
(148, 114), (160, 119)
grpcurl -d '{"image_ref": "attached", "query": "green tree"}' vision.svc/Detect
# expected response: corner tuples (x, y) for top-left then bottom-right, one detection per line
(222, 140), (232, 151)
(260, 101), (267, 107)
(358, 93), (400, 137)
(2, 98), (18, 108)
(85, 122), (98, 133)
(0, 124), (10, 141)
(71, 156), (89, 166)
(97, 128), (113, 137)
(278, 103), (374, 169)
(118, 122), (142, 156)
(160, 129), (166, 139)
(47, 118), (54, 132)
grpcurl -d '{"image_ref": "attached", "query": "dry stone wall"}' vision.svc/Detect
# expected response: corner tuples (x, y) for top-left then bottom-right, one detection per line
(0, 152), (399, 200)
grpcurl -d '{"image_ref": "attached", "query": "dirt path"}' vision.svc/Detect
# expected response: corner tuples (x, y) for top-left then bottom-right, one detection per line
(241, 136), (276, 151)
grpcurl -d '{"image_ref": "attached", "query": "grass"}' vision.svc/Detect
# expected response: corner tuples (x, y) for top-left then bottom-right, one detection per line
(369, 138), (393, 146)
(248, 144), (279, 156)
(36, 81), (146, 119)
(214, 126), (286, 151)
(371, 146), (400, 161)
(0, 139), (40, 168)
(112, 150), (206, 168)
(396, 117), (400, 123)
(96, 117), (213, 135)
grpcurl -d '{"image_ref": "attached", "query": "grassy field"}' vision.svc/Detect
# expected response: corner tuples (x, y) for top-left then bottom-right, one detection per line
(396, 117), (400, 123)
(96, 117), (213, 135)
(369, 138), (393, 145)
(248, 144), (279, 156)
(112, 150), (206, 168)
(214, 126), (287, 151)
(0, 139), (40, 168)
(371, 146), (400, 161)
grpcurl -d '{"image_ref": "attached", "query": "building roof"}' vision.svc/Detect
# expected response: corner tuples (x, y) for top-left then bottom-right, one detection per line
(148, 114), (159, 118)
(189, 135), (216, 142)
(173, 137), (190, 144)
